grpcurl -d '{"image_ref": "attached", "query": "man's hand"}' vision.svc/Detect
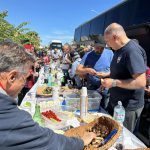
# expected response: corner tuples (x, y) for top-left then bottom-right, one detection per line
(101, 78), (114, 88)
(87, 68), (97, 76)
(145, 88), (150, 96)
(81, 132), (96, 146)
(34, 72), (39, 77)
(96, 72), (110, 78)
(78, 73), (87, 79)
(65, 58), (71, 64)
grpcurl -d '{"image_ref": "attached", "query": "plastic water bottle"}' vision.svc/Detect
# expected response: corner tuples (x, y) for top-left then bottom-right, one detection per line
(113, 101), (125, 125)
(40, 73), (45, 84)
(47, 74), (52, 86)
(113, 101), (125, 149)
(62, 97), (66, 106)
(61, 97), (66, 111)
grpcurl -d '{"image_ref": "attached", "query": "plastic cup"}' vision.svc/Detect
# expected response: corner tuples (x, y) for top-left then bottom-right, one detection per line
(81, 87), (87, 96)
(27, 92), (36, 116)
(52, 87), (59, 100)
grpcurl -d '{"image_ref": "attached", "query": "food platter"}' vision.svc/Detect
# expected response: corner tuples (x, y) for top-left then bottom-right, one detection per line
(41, 105), (76, 130)
(36, 85), (79, 97)
(36, 86), (52, 97)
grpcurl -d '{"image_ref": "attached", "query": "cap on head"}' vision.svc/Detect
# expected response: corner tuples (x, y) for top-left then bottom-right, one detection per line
(94, 41), (106, 48)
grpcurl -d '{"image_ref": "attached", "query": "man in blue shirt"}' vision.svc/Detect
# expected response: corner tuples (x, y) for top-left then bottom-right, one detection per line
(102, 23), (147, 132)
(77, 42), (114, 90)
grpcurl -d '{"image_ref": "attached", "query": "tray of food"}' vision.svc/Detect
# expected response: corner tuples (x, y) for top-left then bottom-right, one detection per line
(36, 86), (53, 97)
(64, 116), (122, 150)
(41, 105), (77, 130)
(36, 85), (78, 97)
(61, 86), (79, 93)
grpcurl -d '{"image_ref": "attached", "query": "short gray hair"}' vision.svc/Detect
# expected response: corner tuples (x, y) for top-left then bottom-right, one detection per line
(63, 43), (71, 49)
(104, 23), (125, 36)
(0, 40), (35, 73)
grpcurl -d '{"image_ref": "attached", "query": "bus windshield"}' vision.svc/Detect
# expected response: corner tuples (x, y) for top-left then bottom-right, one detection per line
(50, 42), (62, 50)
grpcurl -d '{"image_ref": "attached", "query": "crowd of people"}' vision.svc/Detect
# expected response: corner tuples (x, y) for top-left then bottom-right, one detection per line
(0, 22), (150, 149)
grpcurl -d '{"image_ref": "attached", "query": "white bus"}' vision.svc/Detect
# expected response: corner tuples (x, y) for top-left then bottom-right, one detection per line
(50, 40), (62, 50)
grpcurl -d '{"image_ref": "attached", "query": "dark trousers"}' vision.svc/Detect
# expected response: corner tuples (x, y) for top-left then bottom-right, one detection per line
(100, 89), (110, 109)
(62, 69), (70, 86)
(124, 107), (143, 132)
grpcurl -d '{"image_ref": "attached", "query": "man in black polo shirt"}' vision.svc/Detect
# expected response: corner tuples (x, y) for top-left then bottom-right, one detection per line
(101, 23), (147, 132)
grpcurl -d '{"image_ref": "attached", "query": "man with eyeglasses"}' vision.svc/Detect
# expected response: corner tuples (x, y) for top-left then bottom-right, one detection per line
(0, 40), (96, 150)
(101, 23), (147, 132)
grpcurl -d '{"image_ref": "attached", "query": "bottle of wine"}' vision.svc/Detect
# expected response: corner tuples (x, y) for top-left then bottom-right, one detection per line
(33, 104), (45, 127)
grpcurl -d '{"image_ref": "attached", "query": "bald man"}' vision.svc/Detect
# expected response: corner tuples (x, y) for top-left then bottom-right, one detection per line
(101, 23), (147, 132)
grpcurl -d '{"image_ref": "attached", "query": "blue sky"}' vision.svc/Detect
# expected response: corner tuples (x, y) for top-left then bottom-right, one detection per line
(0, 0), (123, 46)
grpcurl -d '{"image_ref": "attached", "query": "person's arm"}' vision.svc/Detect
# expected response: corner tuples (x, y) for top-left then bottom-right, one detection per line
(145, 88), (150, 96)
(102, 43), (147, 89)
(96, 72), (110, 78)
(6, 110), (95, 150)
(65, 57), (71, 64)
(64, 54), (71, 64)
(69, 62), (77, 78)
(76, 64), (97, 76)
(101, 73), (146, 89)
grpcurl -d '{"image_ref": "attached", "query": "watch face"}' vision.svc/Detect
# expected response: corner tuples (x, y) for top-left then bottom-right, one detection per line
(112, 80), (117, 87)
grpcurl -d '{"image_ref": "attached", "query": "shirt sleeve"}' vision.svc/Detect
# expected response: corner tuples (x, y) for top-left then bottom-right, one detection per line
(110, 50), (114, 63)
(126, 48), (146, 75)
(80, 53), (88, 65)
(5, 111), (84, 150)
(69, 61), (79, 78)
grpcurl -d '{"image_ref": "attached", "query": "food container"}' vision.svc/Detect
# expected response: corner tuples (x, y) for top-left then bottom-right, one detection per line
(64, 90), (102, 111)
(41, 105), (77, 130)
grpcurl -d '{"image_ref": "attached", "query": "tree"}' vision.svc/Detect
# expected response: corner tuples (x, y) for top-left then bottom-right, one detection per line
(0, 11), (41, 49)
(0, 11), (15, 41)
(22, 31), (41, 49)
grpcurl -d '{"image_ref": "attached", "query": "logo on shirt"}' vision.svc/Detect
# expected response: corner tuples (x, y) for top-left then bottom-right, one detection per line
(117, 56), (122, 63)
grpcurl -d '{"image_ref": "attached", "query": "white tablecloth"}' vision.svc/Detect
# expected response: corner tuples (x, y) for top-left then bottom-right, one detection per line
(21, 67), (147, 149)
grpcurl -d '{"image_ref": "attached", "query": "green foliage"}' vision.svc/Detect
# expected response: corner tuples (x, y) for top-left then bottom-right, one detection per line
(0, 11), (41, 49)
(0, 10), (8, 18)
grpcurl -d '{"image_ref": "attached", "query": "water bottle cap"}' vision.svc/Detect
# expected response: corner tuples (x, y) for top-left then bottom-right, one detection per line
(118, 101), (122, 106)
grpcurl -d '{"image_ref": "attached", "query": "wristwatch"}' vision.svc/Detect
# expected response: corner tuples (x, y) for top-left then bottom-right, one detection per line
(112, 79), (117, 87)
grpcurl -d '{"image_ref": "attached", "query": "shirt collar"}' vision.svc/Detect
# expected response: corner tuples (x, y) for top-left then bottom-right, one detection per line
(0, 87), (18, 104)
(0, 87), (8, 96)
